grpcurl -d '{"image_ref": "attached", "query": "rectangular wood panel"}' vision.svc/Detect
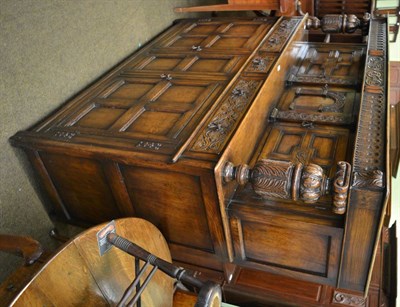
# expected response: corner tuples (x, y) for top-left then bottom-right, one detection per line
(120, 166), (215, 253)
(229, 214), (342, 284)
(288, 43), (366, 86)
(259, 122), (349, 177)
(40, 152), (122, 224)
(154, 20), (275, 54)
(274, 85), (358, 125)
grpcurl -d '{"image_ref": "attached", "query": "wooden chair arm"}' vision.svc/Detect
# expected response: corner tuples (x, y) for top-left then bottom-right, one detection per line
(0, 235), (43, 265)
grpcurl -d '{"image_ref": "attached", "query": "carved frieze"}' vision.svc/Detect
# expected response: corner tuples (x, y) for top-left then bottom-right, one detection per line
(352, 19), (387, 189)
(287, 74), (355, 86)
(274, 110), (350, 124)
(260, 18), (301, 53)
(192, 79), (261, 153)
(332, 291), (366, 306)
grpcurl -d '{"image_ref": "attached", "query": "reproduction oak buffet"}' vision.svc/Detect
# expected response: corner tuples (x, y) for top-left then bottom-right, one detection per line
(11, 13), (393, 306)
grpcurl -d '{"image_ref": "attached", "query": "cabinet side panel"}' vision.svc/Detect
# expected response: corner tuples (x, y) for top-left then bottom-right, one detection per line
(119, 166), (214, 253)
(39, 152), (122, 224)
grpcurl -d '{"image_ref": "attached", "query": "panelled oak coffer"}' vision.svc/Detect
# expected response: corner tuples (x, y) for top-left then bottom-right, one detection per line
(11, 15), (392, 306)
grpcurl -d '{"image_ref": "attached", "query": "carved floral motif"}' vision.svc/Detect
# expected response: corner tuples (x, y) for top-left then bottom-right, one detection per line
(353, 170), (384, 189)
(192, 79), (260, 153)
(245, 54), (276, 73)
(260, 18), (300, 52)
(365, 56), (384, 87)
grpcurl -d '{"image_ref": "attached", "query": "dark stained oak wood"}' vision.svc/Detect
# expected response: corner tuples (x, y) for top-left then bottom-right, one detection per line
(9, 15), (393, 306)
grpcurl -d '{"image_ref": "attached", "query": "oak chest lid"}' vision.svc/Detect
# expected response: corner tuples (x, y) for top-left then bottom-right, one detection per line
(11, 17), (289, 162)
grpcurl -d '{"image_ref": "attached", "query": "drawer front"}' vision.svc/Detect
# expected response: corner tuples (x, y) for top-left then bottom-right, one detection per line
(229, 212), (342, 285)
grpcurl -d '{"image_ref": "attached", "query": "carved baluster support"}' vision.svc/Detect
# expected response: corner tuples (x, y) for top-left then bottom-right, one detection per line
(223, 159), (351, 214)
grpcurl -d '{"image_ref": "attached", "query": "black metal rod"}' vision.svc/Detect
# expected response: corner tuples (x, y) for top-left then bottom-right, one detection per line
(116, 261), (151, 307)
(107, 233), (204, 289)
(135, 257), (141, 307)
(126, 265), (158, 307)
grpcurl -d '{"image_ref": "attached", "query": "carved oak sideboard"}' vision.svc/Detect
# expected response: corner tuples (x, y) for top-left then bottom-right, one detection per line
(11, 15), (393, 306)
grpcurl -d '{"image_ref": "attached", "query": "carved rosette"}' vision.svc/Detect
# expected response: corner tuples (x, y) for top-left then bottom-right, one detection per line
(245, 54), (276, 73)
(332, 291), (366, 306)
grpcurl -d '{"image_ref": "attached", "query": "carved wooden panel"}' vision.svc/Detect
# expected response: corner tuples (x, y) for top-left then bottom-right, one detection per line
(229, 214), (342, 283)
(190, 77), (263, 154)
(259, 17), (302, 53)
(154, 19), (275, 54)
(56, 76), (225, 154)
(259, 122), (349, 178)
(122, 53), (246, 77)
(288, 43), (365, 86)
(273, 85), (358, 125)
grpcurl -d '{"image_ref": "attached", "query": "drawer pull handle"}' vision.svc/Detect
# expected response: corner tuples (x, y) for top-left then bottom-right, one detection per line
(223, 159), (351, 214)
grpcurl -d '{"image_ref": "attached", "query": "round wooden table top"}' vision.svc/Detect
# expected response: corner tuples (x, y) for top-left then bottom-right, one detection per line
(11, 218), (174, 307)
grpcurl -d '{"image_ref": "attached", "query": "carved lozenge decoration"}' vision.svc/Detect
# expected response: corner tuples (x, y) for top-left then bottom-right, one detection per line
(223, 159), (351, 214)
